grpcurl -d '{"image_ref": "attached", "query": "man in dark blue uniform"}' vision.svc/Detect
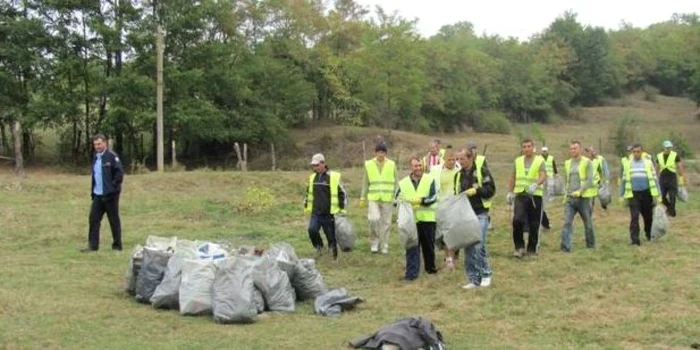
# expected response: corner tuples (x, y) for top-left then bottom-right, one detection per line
(81, 134), (124, 252)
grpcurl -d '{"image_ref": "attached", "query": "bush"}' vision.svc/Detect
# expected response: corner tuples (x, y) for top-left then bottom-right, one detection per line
(643, 86), (659, 102)
(610, 114), (637, 157)
(473, 111), (511, 135)
(234, 186), (274, 214)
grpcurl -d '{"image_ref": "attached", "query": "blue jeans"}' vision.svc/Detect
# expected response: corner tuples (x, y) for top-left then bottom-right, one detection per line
(308, 213), (337, 250)
(560, 197), (595, 252)
(465, 214), (492, 285)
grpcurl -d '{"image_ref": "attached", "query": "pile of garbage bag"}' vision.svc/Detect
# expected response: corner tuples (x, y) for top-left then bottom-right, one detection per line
(125, 236), (358, 324)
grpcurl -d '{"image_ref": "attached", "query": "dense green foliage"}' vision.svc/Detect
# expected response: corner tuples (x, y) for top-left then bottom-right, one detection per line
(1, 1), (699, 165)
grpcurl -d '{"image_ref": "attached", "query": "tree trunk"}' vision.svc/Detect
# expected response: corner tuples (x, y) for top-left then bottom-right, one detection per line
(12, 120), (25, 178)
(155, 0), (164, 173)
(270, 142), (276, 171)
(0, 122), (6, 155)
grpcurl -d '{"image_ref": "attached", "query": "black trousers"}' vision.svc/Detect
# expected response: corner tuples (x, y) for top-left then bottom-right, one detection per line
(512, 195), (543, 253)
(629, 190), (654, 245)
(89, 194), (122, 250)
(406, 222), (437, 279)
(660, 177), (677, 217)
(308, 213), (337, 256)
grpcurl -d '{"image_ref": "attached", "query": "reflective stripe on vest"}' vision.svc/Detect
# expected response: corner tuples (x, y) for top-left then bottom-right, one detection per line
(656, 151), (677, 173)
(453, 166), (492, 209)
(623, 158), (659, 199)
(365, 159), (395, 202)
(514, 155), (545, 196)
(564, 157), (597, 198)
(544, 156), (555, 178)
(399, 174), (436, 222)
(306, 171), (341, 214)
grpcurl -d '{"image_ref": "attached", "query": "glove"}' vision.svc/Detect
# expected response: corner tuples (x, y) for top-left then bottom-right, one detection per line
(657, 196), (664, 204)
(571, 190), (581, 198)
(679, 176), (686, 186)
(506, 192), (515, 205)
(466, 188), (477, 197)
(527, 183), (539, 195)
(359, 198), (367, 208)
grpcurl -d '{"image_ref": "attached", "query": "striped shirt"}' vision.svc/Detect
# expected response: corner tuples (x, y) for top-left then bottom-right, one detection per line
(630, 159), (650, 191)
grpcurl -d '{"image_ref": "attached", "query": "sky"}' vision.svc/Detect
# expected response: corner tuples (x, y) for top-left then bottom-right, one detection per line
(353, 0), (699, 40)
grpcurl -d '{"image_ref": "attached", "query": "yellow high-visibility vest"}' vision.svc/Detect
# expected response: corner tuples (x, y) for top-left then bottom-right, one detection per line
(305, 171), (341, 214)
(399, 174), (437, 222)
(365, 158), (396, 202)
(514, 155), (545, 196)
(564, 157), (597, 198)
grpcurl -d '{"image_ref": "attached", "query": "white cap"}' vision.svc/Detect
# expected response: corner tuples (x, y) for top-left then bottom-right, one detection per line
(310, 153), (325, 165)
(541, 146), (549, 152)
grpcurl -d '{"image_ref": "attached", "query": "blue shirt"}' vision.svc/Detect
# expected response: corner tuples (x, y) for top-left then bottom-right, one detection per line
(630, 159), (650, 191)
(93, 152), (104, 195)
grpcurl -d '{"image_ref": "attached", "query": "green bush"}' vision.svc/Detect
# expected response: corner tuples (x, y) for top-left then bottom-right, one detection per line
(643, 86), (659, 102)
(473, 111), (511, 135)
(610, 114), (637, 157)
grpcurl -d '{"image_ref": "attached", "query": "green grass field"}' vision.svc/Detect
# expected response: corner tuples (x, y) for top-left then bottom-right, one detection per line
(2, 95), (700, 349)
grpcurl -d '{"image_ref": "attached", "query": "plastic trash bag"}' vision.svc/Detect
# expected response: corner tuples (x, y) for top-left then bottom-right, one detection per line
(598, 183), (611, 207)
(212, 258), (258, 324)
(678, 187), (688, 202)
(150, 246), (198, 309)
(145, 235), (177, 252)
(335, 215), (356, 251)
(436, 194), (480, 250)
(314, 288), (363, 317)
(125, 245), (144, 295)
(547, 175), (564, 197)
(179, 259), (217, 316)
(253, 287), (265, 314)
(291, 259), (328, 301)
(196, 242), (227, 260)
(264, 243), (298, 279)
(252, 257), (295, 312)
(651, 205), (669, 240)
(135, 247), (172, 303)
(397, 202), (419, 249)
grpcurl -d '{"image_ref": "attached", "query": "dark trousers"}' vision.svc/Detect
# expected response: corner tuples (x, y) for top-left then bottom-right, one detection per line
(660, 177), (677, 217)
(89, 194), (122, 250)
(541, 210), (550, 229)
(308, 213), (337, 254)
(405, 222), (437, 280)
(512, 195), (543, 253)
(629, 190), (654, 245)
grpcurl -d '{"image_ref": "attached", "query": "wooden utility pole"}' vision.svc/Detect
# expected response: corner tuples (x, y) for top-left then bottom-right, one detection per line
(155, 0), (164, 173)
(12, 120), (24, 178)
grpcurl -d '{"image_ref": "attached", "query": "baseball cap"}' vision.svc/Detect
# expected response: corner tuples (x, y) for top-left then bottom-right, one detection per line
(310, 153), (325, 165)
(541, 146), (549, 152)
(626, 145), (633, 152)
(663, 140), (673, 148)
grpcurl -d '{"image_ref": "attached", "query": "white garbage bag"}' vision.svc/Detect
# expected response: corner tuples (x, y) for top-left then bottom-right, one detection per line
(179, 259), (217, 316)
(436, 194), (481, 250)
(291, 259), (327, 301)
(651, 205), (669, 240)
(125, 245), (144, 295)
(678, 187), (688, 202)
(145, 235), (177, 252)
(150, 246), (198, 309)
(397, 202), (418, 249)
(264, 243), (298, 279)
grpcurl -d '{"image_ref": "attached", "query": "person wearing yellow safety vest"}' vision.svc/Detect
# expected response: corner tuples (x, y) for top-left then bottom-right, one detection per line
(507, 139), (547, 258)
(360, 142), (398, 254)
(619, 143), (661, 245)
(656, 140), (686, 217)
(540, 146), (556, 230)
(304, 153), (347, 260)
(433, 149), (461, 270)
(560, 141), (597, 252)
(395, 157), (439, 281)
(585, 147), (609, 212)
(421, 140), (444, 174)
(454, 148), (495, 289)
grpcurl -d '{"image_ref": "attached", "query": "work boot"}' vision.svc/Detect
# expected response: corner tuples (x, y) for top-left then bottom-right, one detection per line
(332, 246), (338, 260)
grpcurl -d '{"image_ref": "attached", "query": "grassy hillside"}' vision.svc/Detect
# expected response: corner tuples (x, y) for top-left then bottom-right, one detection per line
(1, 95), (700, 349)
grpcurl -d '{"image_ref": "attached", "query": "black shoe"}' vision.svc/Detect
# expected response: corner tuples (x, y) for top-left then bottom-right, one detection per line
(629, 242), (641, 246)
(332, 247), (338, 260)
(426, 269), (438, 275)
(112, 244), (123, 251)
(80, 247), (98, 253)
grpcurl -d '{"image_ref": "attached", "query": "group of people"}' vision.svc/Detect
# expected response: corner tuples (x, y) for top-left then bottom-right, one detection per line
(303, 137), (687, 289)
(80, 132), (687, 290)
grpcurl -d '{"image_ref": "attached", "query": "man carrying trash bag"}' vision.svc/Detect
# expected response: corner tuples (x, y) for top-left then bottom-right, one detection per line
(395, 157), (439, 281)
(454, 147), (495, 289)
(507, 139), (547, 258)
(304, 153), (348, 260)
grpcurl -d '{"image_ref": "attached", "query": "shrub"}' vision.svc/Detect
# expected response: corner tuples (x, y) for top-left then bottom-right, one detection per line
(473, 110), (511, 135)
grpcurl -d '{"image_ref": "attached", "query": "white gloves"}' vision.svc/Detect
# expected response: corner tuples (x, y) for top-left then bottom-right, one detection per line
(527, 183), (539, 195)
(506, 192), (515, 205)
